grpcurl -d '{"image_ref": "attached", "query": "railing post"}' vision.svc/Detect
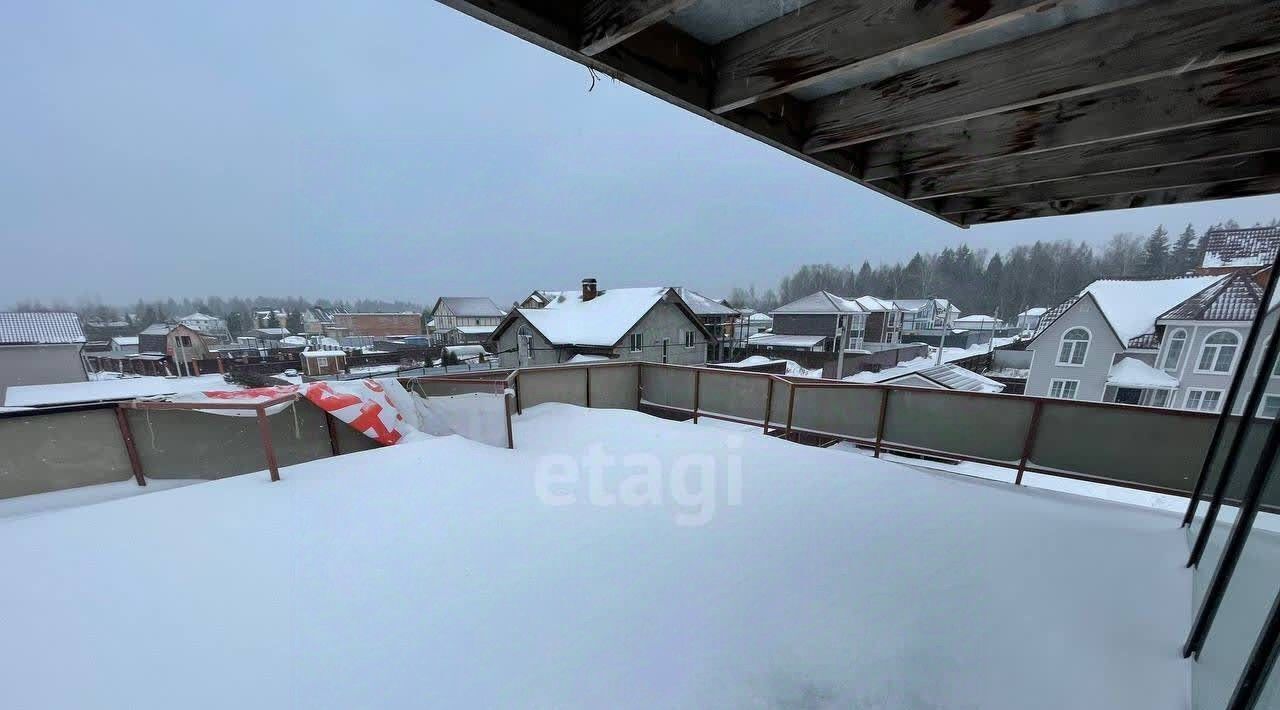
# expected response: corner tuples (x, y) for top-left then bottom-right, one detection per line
(584, 366), (592, 408)
(505, 391), (515, 449)
(635, 363), (642, 410)
(763, 377), (774, 434)
(874, 388), (889, 458)
(1015, 399), (1044, 485)
(514, 371), (523, 415)
(256, 406), (281, 482)
(693, 368), (701, 423)
(785, 383), (796, 440)
(114, 407), (145, 486)
(325, 412), (341, 456)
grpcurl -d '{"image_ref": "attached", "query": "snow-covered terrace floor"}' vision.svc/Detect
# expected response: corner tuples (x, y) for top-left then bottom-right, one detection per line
(0, 404), (1189, 709)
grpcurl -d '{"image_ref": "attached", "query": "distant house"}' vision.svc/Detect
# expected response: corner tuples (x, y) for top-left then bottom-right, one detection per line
(0, 312), (88, 392)
(954, 314), (1009, 335)
(733, 311), (773, 342)
(851, 296), (905, 345)
(519, 290), (572, 309)
(1194, 225), (1280, 282)
(331, 312), (423, 337)
(177, 312), (230, 342)
(1015, 308), (1049, 333)
(137, 323), (215, 375)
(429, 297), (505, 334)
(443, 325), (497, 345)
(492, 280), (711, 368)
(896, 298), (961, 334)
(301, 305), (345, 335)
(674, 288), (740, 361)
(110, 336), (139, 355)
(1024, 276), (1221, 405)
(768, 291), (870, 353)
(245, 328), (293, 348)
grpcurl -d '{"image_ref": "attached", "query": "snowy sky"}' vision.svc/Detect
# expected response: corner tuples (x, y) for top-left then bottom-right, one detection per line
(4, 0), (1279, 307)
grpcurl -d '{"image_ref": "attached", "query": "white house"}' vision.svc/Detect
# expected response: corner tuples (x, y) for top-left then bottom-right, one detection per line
(492, 280), (712, 368)
(895, 298), (961, 334)
(1015, 307), (1048, 333)
(178, 312), (230, 342)
(1024, 275), (1225, 406)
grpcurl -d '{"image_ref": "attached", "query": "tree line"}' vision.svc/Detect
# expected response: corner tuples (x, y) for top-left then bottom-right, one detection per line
(8, 295), (426, 337)
(728, 219), (1275, 318)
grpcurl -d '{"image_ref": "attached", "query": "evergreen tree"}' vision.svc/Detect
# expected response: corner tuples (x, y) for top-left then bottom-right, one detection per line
(1140, 225), (1170, 277)
(1170, 224), (1197, 274)
(286, 310), (303, 334)
(226, 311), (244, 337)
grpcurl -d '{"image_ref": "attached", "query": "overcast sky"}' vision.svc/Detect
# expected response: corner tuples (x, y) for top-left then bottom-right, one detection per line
(4, 1), (1279, 308)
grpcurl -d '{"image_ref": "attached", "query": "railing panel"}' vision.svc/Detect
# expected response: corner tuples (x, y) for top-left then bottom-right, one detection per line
(408, 380), (503, 398)
(767, 380), (791, 430)
(588, 364), (639, 410)
(790, 386), (883, 442)
(128, 400), (332, 480)
(1029, 402), (1215, 493)
(698, 370), (768, 423)
(640, 365), (695, 411)
(882, 389), (1033, 463)
(519, 367), (588, 409)
(0, 409), (134, 499)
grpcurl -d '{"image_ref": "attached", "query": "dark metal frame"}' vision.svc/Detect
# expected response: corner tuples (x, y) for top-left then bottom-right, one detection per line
(1227, 588), (1280, 710)
(1182, 246), (1280, 531)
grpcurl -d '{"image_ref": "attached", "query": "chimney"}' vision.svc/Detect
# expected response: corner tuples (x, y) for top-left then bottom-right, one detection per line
(582, 278), (598, 302)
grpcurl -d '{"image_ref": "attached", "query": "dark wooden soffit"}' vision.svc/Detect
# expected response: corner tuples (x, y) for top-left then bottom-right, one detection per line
(434, 0), (1280, 226)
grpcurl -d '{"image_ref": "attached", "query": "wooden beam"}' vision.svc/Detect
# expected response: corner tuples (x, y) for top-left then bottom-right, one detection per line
(804, 0), (1280, 153)
(579, 0), (698, 56)
(905, 113), (1280, 200)
(712, 0), (1049, 114)
(959, 173), (1280, 224)
(935, 152), (1280, 214)
(431, 0), (960, 223)
(862, 55), (1280, 181)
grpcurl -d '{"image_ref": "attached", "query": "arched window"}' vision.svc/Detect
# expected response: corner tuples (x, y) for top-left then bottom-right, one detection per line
(1160, 329), (1187, 373)
(1056, 327), (1090, 366)
(517, 326), (535, 365)
(1197, 330), (1240, 374)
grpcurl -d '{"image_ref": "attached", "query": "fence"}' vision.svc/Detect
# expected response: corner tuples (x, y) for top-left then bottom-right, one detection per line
(4, 360), (1270, 510)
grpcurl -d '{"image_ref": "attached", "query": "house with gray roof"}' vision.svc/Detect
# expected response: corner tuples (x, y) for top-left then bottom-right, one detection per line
(428, 297), (506, 341)
(0, 312), (88, 394)
(674, 288), (739, 361)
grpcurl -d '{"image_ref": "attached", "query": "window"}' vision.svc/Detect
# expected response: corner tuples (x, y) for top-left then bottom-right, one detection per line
(1160, 329), (1187, 373)
(1184, 388), (1224, 413)
(315, 357), (328, 368)
(178, 335), (192, 347)
(517, 326), (535, 365)
(1197, 330), (1240, 374)
(629, 333), (642, 352)
(1048, 379), (1079, 400)
(1261, 395), (1280, 419)
(684, 330), (695, 348)
(1150, 389), (1170, 408)
(1056, 328), (1090, 366)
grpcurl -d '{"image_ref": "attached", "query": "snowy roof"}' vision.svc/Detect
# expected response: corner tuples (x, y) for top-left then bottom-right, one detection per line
(506, 287), (690, 347)
(450, 325), (496, 335)
(253, 328), (292, 336)
(565, 353), (609, 364)
(1157, 271), (1262, 323)
(1107, 357), (1179, 390)
(955, 315), (1000, 324)
(771, 291), (864, 315)
(1018, 307), (1048, 317)
(746, 333), (826, 347)
(674, 288), (737, 316)
(1201, 226), (1280, 268)
(0, 312), (85, 345)
(1083, 276), (1224, 343)
(110, 336), (138, 346)
(280, 336), (308, 346)
(301, 350), (343, 359)
(894, 298), (961, 314)
(435, 297), (505, 318)
(718, 355), (788, 369)
(884, 364), (1005, 393)
(3, 374), (233, 407)
(179, 312), (219, 321)
(444, 344), (489, 359)
(852, 295), (900, 312)
(139, 323), (174, 336)
(746, 312), (773, 323)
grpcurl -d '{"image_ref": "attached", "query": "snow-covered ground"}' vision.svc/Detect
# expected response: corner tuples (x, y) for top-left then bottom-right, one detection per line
(0, 404), (1190, 709)
(0, 478), (200, 521)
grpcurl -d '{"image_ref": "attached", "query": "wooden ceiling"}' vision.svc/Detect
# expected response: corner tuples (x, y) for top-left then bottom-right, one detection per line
(435, 0), (1280, 226)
